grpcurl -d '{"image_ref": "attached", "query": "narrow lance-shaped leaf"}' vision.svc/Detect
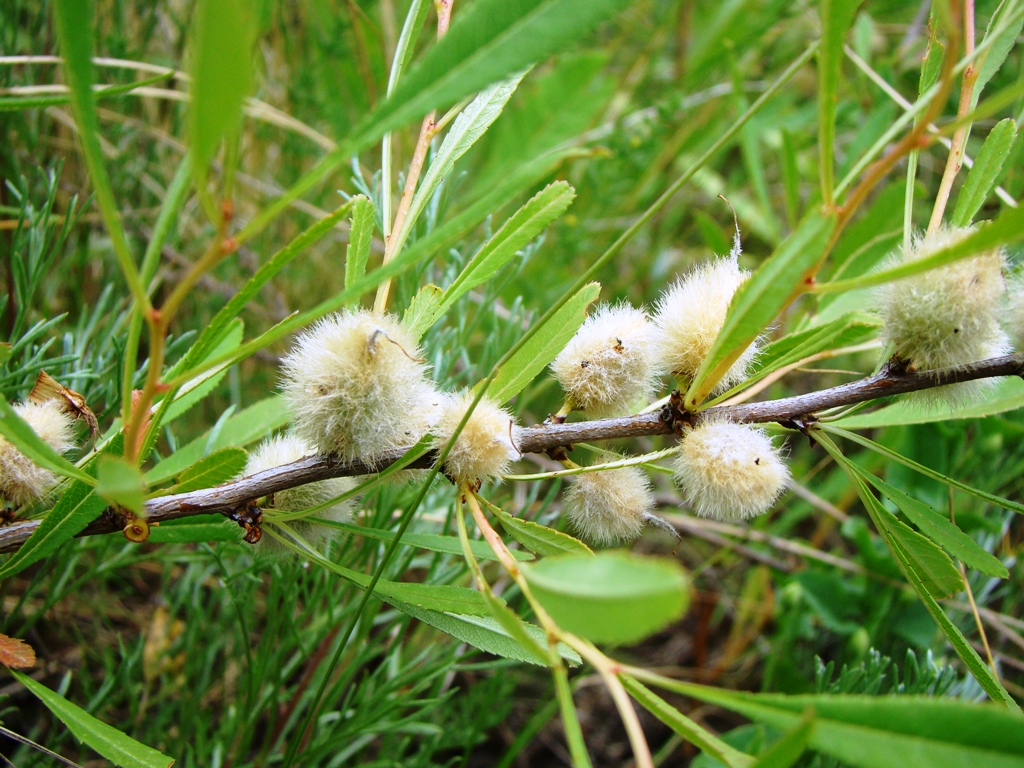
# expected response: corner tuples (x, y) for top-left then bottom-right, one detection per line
(189, 0), (255, 192)
(951, 118), (1018, 227)
(814, 203), (1024, 294)
(158, 447), (249, 496)
(485, 281), (600, 404)
(390, 71), (528, 261)
(856, 467), (1008, 579)
(437, 181), (576, 326)
(96, 455), (148, 517)
(479, 496), (592, 557)
(344, 195), (376, 303)
(686, 211), (836, 409)
(636, 674), (1024, 765)
(12, 670), (174, 768)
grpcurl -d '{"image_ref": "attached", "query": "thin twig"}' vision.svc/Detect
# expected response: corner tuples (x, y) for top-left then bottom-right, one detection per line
(1, 353), (1022, 553)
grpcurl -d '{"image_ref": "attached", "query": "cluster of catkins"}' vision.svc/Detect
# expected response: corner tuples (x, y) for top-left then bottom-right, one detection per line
(551, 250), (789, 545)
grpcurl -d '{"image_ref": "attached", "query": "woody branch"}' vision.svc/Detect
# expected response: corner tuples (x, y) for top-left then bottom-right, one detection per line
(0, 352), (1021, 554)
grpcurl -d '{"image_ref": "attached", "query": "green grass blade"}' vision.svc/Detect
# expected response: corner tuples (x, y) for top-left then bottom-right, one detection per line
(685, 211), (835, 409)
(817, 0), (860, 206)
(951, 118), (1018, 227)
(0, 70), (173, 111)
(11, 671), (174, 768)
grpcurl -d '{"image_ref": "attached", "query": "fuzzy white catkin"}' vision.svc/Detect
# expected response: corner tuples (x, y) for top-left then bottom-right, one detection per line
(652, 255), (758, 393)
(281, 310), (442, 465)
(878, 227), (1009, 403)
(550, 303), (658, 417)
(244, 434), (356, 554)
(431, 392), (519, 485)
(674, 420), (789, 521)
(564, 463), (654, 545)
(0, 400), (76, 508)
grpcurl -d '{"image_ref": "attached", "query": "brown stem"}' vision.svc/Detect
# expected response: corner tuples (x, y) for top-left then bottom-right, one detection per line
(928, 0), (978, 234)
(1, 353), (1021, 554)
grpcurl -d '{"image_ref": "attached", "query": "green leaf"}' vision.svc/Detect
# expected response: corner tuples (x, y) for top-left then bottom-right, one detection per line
(325, 521), (533, 562)
(160, 319), (244, 425)
(344, 195), (375, 303)
(832, 376), (1024, 429)
(159, 447), (249, 496)
(480, 588), (550, 663)
(751, 714), (814, 768)
(976, 9), (1024, 97)
(686, 212), (836, 408)
(482, 497), (591, 556)
(12, 670), (174, 768)
(821, 425), (1024, 517)
(814, 433), (1017, 707)
(621, 677), (755, 768)
(823, 439), (962, 598)
(0, 394), (93, 485)
(403, 284), (445, 341)
(146, 519), (238, 544)
(146, 396), (288, 483)
(522, 551), (691, 644)
(644, 678), (1024, 765)
(817, 0), (860, 205)
(814, 204), (1024, 294)
(390, 72), (528, 261)
(96, 456), (148, 516)
(857, 468), (1008, 578)
(350, 0), (632, 146)
(951, 118), (1018, 227)
(436, 181), (576, 326)
(485, 281), (600, 404)
(189, 0), (255, 190)
(394, 603), (580, 666)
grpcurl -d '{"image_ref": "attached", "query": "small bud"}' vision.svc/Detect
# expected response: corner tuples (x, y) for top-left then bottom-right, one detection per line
(674, 420), (789, 521)
(652, 255), (758, 393)
(281, 310), (440, 465)
(563, 462), (655, 545)
(244, 434), (356, 554)
(550, 303), (658, 417)
(878, 227), (1008, 403)
(431, 392), (519, 485)
(1, 400), (77, 508)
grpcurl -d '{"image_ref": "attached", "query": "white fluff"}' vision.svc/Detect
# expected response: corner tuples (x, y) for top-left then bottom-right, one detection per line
(430, 392), (519, 485)
(0, 400), (76, 508)
(563, 463), (654, 545)
(550, 303), (658, 417)
(674, 420), (789, 521)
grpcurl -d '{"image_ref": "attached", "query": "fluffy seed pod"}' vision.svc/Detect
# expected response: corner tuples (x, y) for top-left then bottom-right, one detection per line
(878, 227), (1008, 402)
(244, 434), (356, 554)
(652, 255), (757, 393)
(563, 463), (655, 545)
(281, 310), (441, 465)
(0, 400), (76, 508)
(550, 303), (658, 417)
(674, 420), (789, 521)
(431, 392), (519, 486)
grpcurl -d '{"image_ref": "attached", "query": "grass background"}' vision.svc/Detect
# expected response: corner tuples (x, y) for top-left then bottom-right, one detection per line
(1, 0), (1023, 765)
